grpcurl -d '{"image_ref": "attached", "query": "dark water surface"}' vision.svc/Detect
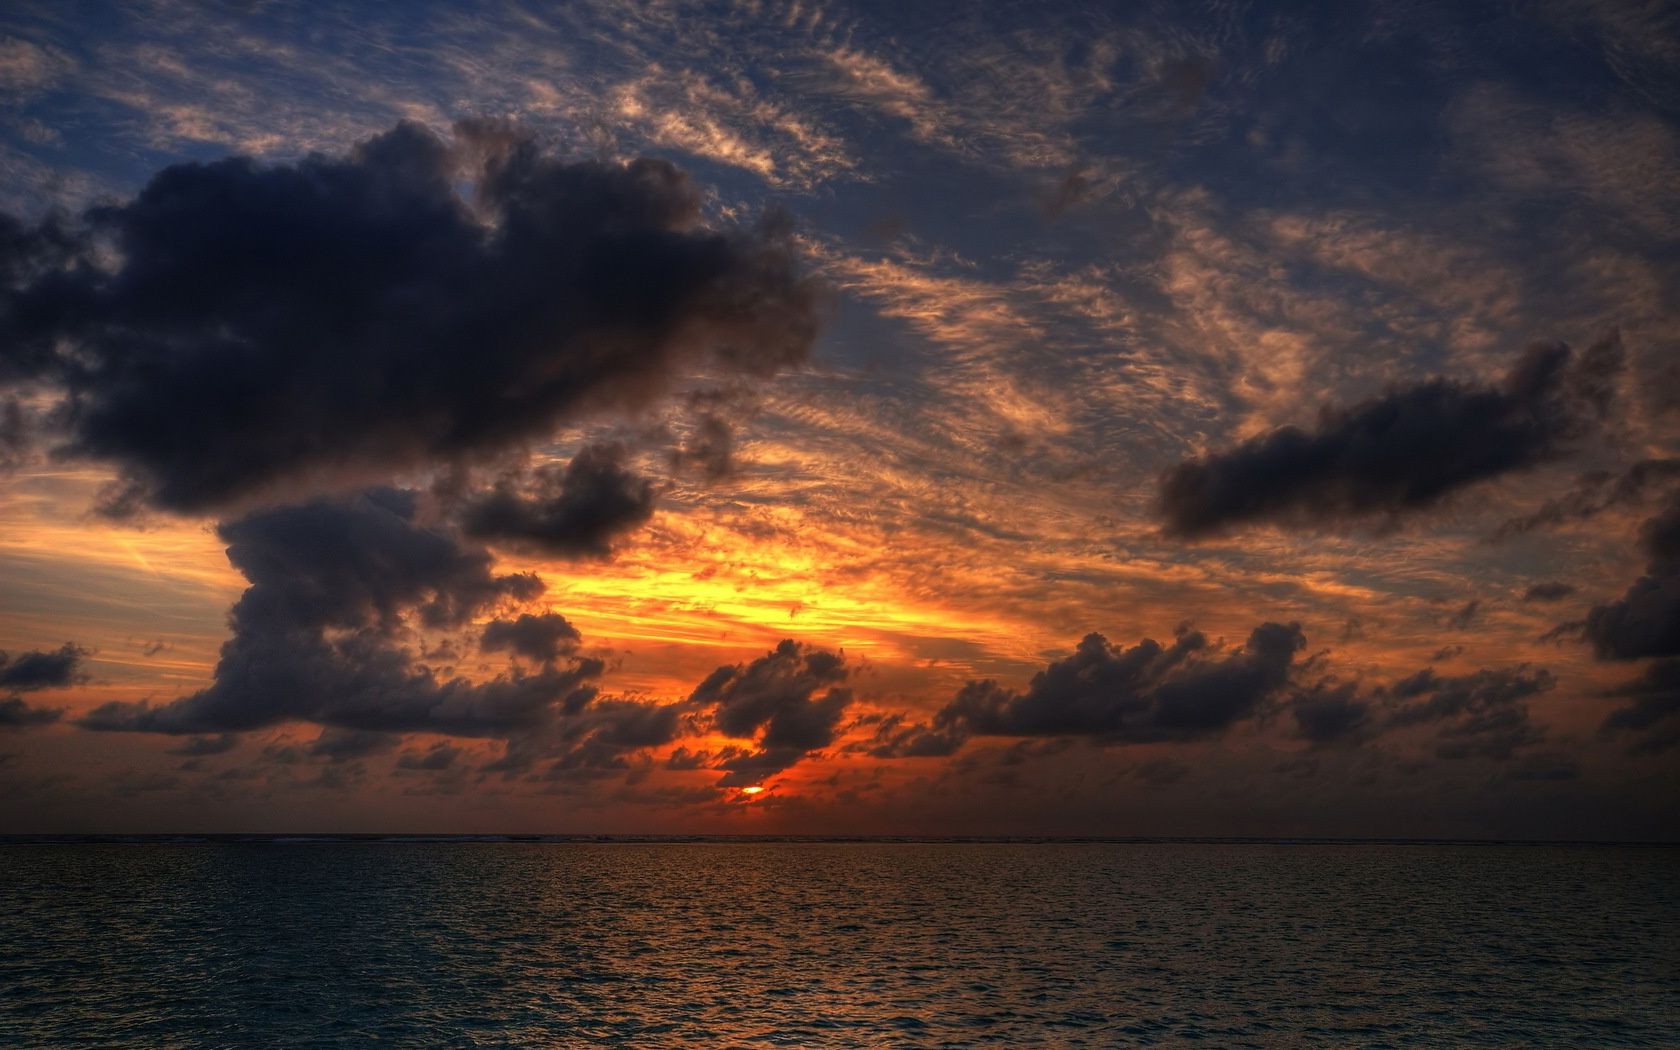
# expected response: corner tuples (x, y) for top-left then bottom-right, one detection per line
(1, 841), (1676, 1046)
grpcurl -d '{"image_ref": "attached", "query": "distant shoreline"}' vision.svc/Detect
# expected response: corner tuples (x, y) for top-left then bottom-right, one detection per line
(3, 834), (1674, 847)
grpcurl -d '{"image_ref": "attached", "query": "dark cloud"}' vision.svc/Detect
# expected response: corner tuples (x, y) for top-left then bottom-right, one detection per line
(0, 396), (29, 472)
(865, 714), (968, 758)
(0, 120), (818, 513)
(76, 489), (600, 736)
(690, 639), (851, 782)
(480, 612), (583, 664)
(671, 414), (736, 480)
(1290, 683), (1372, 744)
(166, 734), (238, 757)
(308, 728), (398, 763)
(1600, 659), (1680, 755)
(0, 642), (86, 692)
(396, 742), (464, 771)
(1385, 666), (1552, 760)
(1522, 582), (1577, 603)
(459, 444), (655, 558)
(1446, 600), (1481, 630)
(1159, 336), (1623, 537)
(1583, 491), (1680, 660)
(941, 623), (1304, 743)
(0, 697), (61, 729)
(479, 696), (684, 779)
(1494, 458), (1680, 540)
(663, 746), (709, 770)
(0, 642), (86, 730)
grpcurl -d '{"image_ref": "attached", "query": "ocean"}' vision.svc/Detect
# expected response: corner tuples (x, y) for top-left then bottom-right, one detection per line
(1, 840), (1675, 1046)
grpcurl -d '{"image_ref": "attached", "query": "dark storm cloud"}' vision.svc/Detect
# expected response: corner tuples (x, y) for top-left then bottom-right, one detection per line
(480, 612), (583, 664)
(0, 643), (86, 730)
(1522, 582), (1577, 603)
(690, 639), (851, 781)
(1600, 659), (1680, 755)
(76, 489), (601, 736)
(1582, 491), (1680, 661)
(459, 444), (656, 558)
(1159, 336), (1623, 537)
(0, 120), (819, 513)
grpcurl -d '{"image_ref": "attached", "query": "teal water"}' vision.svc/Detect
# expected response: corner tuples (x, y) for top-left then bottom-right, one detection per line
(1, 842), (1676, 1046)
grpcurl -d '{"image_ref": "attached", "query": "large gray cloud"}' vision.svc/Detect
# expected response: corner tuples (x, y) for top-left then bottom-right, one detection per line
(1159, 336), (1623, 537)
(76, 489), (599, 736)
(0, 120), (819, 514)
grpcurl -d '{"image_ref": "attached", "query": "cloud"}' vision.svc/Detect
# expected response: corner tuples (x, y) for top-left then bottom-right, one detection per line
(0, 120), (819, 513)
(1495, 458), (1680, 541)
(307, 728), (397, 763)
(1583, 491), (1680, 660)
(1385, 666), (1552, 760)
(864, 714), (968, 758)
(0, 642), (87, 730)
(458, 444), (656, 558)
(690, 639), (851, 783)
(76, 489), (600, 736)
(1159, 336), (1623, 537)
(879, 622), (1305, 754)
(671, 414), (736, 481)
(396, 742), (463, 771)
(1600, 659), (1680, 755)
(0, 642), (86, 692)
(166, 734), (238, 757)
(1522, 582), (1577, 603)
(1290, 683), (1372, 744)
(487, 697), (685, 781)
(0, 697), (61, 729)
(1445, 600), (1482, 630)
(480, 612), (583, 665)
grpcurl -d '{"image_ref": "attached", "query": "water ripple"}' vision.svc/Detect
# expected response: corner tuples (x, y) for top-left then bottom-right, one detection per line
(1, 843), (1676, 1046)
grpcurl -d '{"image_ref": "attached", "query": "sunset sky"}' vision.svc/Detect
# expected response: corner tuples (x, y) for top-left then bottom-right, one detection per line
(1, 0), (1676, 838)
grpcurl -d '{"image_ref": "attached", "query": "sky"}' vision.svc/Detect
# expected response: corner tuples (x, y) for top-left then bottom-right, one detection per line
(0, 0), (1676, 838)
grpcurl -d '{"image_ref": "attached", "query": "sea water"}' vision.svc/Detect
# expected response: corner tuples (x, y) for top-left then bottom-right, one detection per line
(1, 841), (1676, 1046)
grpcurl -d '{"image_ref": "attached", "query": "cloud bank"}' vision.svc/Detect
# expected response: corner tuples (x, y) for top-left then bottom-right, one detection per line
(0, 120), (819, 513)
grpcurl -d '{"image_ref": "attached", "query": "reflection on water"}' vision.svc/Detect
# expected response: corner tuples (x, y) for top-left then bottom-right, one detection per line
(2, 842), (1676, 1045)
